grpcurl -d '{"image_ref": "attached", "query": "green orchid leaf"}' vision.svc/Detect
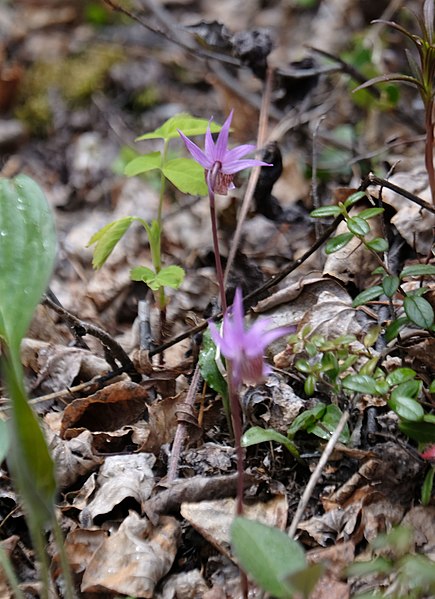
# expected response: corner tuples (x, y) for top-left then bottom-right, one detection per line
(388, 396), (424, 421)
(391, 379), (422, 401)
(198, 328), (228, 400)
(163, 158), (208, 195)
(421, 467), (434, 506)
(385, 368), (417, 387)
(310, 206), (342, 217)
(347, 216), (370, 236)
(87, 216), (136, 269)
(0, 419), (10, 464)
(231, 517), (307, 599)
(155, 265), (185, 289)
(136, 113), (222, 141)
(404, 295), (434, 329)
(382, 275), (400, 298)
(325, 232), (354, 254)
(242, 427), (299, 458)
(401, 264), (435, 278)
(358, 207), (384, 220)
(352, 285), (383, 307)
(0, 175), (57, 353)
(365, 237), (389, 252)
(123, 151), (162, 176)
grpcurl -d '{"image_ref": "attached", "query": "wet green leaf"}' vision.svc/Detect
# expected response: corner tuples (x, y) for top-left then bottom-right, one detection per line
(404, 295), (434, 328)
(325, 232), (354, 254)
(242, 427), (299, 458)
(87, 216), (136, 269)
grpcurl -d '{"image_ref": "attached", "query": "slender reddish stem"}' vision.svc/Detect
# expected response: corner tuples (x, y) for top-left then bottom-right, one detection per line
(425, 100), (435, 205)
(208, 167), (227, 313)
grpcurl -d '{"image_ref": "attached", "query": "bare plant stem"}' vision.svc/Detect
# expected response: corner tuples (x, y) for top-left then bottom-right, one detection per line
(227, 370), (245, 517)
(208, 168), (227, 312)
(425, 100), (435, 205)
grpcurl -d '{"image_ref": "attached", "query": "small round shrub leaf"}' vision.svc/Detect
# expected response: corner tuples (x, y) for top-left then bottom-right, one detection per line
(325, 232), (354, 254)
(404, 295), (434, 329)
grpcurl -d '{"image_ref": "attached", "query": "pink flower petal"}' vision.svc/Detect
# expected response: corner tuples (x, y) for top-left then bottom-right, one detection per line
(214, 109), (233, 162)
(221, 158), (272, 174)
(224, 144), (257, 162)
(178, 130), (212, 168)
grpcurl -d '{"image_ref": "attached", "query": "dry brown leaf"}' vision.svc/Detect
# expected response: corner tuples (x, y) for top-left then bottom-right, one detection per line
(47, 429), (102, 489)
(401, 505), (435, 557)
(81, 512), (180, 597)
(156, 569), (209, 599)
(61, 380), (149, 439)
(65, 528), (108, 574)
(79, 453), (156, 525)
(181, 494), (288, 559)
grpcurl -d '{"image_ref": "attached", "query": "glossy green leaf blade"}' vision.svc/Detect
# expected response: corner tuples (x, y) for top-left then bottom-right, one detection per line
(352, 285), (383, 307)
(5, 359), (56, 527)
(307, 404), (350, 443)
(310, 206), (341, 217)
(342, 374), (378, 394)
(0, 175), (56, 352)
(365, 237), (389, 252)
(399, 420), (435, 443)
(347, 216), (370, 236)
(163, 158), (208, 195)
(123, 151), (162, 176)
(87, 216), (135, 269)
(242, 426), (299, 458)
(325, 232), (354, 254)
(404, 295), (434, 328)
(382, 275), (400, 297)
(401, 264), (435, 278)
(231, 517), (307, 598)
(136, 113), (222, 141)
(155, 265), (185, 289)
(358, 207), (384, 220)
(388, 396), (424, 421)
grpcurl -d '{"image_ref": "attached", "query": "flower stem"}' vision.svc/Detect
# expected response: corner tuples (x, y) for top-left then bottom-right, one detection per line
(227, 368), (244, 516)
(425, 99), (435, 205)
(209, 191), (227, 312)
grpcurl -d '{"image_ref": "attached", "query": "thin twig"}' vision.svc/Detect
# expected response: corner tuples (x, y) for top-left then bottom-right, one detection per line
(362, 173), (435, 214)
(224, 67), (274, 286)
(288, 410), (350, 538)
(43, 295), (141, 382)
(167, 363), (201, 482)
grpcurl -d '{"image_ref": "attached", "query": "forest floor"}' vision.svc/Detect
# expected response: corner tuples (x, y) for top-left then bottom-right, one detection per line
(1, 0), (435, 597)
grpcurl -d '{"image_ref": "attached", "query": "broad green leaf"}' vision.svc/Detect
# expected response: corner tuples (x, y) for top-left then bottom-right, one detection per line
(136, 113), (222, 141)
(325, 232), (354, 254)
(6, 361), (57, 527)
(0, 175), (57, 353)
(399, 420), (435, 442)
(130, 265), (158, 289)
(347, 216), (370, 236)
(352, 285), (383, 307)
(284, 564), (324, 599)
(365, 237), (389, 252)
(143, 219), (161, 267)
(0, 419), (10, 463)
(404, 295), (434, 328)
(307, 404), (350, 443)
(155, 265), (185, 289)
(382, 275), (400, 297)
(288, 404), (326, 438)
(430, 380), (435, 393)
(123, 151), (162, 176)
(385, 368), (417, 387)
(391, 379), (422, 400)
(342, 374), (378, 394)
(231, 517), (307, 599)
(304, 374), (316, 396)
(388, 396), (424, 421)
(385, 316), (409, 342)
(421, 467), (434, 506)
(310, 206), (342, 217)
(401, 264), (435, 278)
(87, 216), (135, 269)
(343, 190), (367, 207)
(163, 158), (208, 195)
(375, 379), (390, 395)
(242, 427), (299, 458)
(198, 328), (228, 400)
(358, 207), (384, 219)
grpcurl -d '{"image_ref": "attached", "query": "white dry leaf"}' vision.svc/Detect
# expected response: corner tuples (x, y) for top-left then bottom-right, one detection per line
(79, 453), (156, 525)
(81, 512), (180, 597)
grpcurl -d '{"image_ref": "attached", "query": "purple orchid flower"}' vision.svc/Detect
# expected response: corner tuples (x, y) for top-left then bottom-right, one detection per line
(209, 288), (291, 387)
(178, 109), (272, 195)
